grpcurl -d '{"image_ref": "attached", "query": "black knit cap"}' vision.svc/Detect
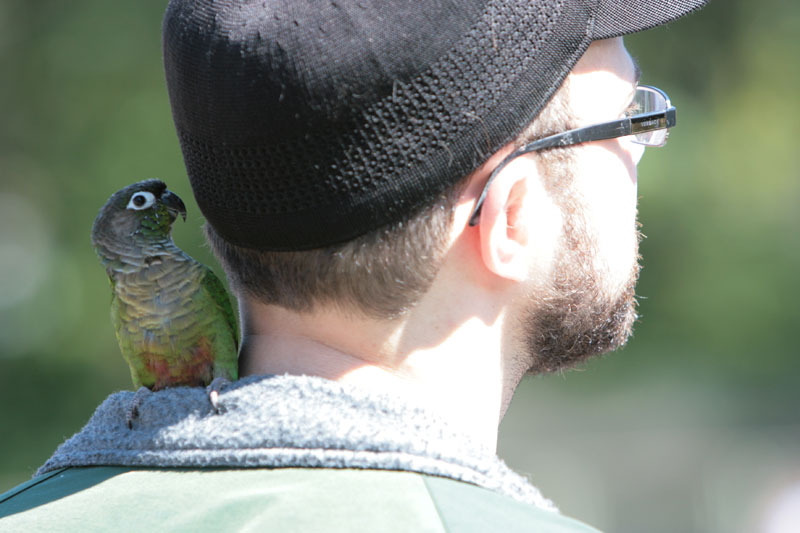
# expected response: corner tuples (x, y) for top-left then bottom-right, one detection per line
(163, 0), (706, 251)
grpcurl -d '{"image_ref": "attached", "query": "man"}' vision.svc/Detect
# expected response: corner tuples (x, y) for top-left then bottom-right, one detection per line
(0, 0), (706, 530)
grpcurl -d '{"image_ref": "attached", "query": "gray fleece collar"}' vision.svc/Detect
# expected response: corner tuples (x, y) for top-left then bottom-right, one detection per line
(38, 374), (556, 511)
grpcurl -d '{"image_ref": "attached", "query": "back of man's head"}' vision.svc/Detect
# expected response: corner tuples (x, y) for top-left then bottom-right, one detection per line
(162, 0), (705, 318)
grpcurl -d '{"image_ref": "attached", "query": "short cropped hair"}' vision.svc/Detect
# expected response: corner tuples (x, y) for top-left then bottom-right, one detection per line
(206, 77), (576, 319)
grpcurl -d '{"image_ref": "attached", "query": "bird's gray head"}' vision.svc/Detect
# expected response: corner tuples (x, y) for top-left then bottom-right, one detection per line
(91, 179), (187, 260)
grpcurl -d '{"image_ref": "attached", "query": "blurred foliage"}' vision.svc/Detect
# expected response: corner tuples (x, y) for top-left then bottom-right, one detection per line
(0, 1), (798, 532)
(625, 0), (800, 385)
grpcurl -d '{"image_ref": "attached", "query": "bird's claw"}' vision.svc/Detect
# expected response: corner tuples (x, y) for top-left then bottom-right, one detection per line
(126, 386), (152, 429)
(206, 377), (231, 414)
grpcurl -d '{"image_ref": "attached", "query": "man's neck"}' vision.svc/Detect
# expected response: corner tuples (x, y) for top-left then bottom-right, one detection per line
(238, 293), (516, 451)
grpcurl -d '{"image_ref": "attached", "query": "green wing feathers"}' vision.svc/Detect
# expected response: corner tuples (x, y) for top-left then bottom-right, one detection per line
(200, 267), (240, 381)
(202, 268), (239, 350)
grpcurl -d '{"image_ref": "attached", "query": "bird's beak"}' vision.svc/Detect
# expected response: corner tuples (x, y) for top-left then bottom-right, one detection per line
(161, 190), (187, 222)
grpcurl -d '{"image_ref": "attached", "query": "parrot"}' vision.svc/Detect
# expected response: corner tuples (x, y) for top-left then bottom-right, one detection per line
(91, 179), (238, 427)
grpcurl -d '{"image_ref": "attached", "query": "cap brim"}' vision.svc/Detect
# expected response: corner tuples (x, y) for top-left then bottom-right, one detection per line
(592, 0), (708, 40)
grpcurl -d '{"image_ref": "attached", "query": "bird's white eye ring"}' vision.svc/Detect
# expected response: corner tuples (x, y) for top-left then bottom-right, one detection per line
(127, 191), (156, 210)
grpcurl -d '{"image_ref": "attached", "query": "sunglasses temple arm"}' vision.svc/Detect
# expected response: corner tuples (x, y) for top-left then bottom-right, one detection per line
(467, 120), (634, 226)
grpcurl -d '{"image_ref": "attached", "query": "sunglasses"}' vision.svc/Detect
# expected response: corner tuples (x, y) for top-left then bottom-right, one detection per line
(469, 85), (675, 226)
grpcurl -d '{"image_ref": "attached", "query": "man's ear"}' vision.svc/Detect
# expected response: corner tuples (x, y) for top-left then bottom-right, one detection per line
(477, 156), (540, 282)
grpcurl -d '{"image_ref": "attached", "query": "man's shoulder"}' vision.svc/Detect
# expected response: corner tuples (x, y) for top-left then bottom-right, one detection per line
(0, 466), (599, 532)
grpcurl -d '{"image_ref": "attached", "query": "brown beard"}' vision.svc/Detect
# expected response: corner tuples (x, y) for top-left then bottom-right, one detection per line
(524, 256), (640, 374)
(522, 156), (642, 375)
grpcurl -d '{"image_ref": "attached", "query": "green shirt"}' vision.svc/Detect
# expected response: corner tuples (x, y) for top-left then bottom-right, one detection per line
(1, 467), (600, 532)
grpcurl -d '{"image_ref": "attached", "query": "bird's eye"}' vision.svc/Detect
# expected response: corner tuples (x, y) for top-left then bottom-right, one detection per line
(127, 191), (156, 210)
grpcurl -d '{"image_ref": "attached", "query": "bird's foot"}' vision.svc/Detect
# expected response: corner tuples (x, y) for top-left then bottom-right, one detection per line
(206, 377), (231, 414)
(126, 386), (152, 429)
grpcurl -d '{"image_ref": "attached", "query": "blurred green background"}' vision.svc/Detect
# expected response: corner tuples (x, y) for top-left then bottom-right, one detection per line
(0, 1), (797, 532)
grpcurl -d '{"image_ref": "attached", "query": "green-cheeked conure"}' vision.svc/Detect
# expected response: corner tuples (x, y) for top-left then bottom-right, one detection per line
(91, 179), (238, 425)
